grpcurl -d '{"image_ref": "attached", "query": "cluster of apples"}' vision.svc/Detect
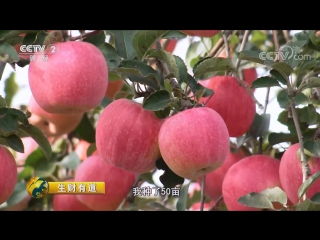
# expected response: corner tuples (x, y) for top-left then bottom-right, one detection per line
(2, 31), (316, 211)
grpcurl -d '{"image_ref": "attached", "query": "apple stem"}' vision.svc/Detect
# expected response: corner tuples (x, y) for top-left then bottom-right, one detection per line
(200, 174), (206, 211)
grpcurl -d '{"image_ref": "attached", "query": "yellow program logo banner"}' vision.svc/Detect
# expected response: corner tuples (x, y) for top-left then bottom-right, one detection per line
(48, 182), (105, 194)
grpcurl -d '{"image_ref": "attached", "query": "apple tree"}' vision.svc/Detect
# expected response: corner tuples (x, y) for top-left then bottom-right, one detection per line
(1, 30), (320, 211)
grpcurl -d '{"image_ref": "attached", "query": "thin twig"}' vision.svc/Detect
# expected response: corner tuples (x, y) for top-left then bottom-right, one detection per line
(222, 31), (230, 60)
(200, 175), (206, 211)
(209, 195), (224, 211)
(259, 87), (270, 153)
(283, 30), (291, 42)
(235, 30), (250, 71)
(208, 38), (224, 57)
(291, 103), (309, 201)
(69, 30), (102, 41)
(232, 30), (263, 109)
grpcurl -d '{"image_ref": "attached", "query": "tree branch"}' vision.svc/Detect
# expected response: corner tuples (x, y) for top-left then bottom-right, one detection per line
(290, 102), (309, 201)
(200, 175), (206, 211)
(259, 87), (270, 153)
(232, 30), (263, 109)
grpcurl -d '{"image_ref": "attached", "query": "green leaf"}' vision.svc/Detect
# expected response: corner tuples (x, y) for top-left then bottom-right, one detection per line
(283, 41), (309, 69)
(303, 140), (320, 158)
(297, 59), (319, 74)
(186, 74), (213, 99)
(0, 96), (7, 108)
(83, 31), (106, 45)
(19, 124), (52, 161)
(250, 30), (267, 48)
(173, 55), (188, 83)
(299, 77), (320, 92)
(96, 43), (121, 68)
(310, 193), (320, 204)
(248, 113), (271, 138)
(5, 36), (23, 47)
(0, 61), (6, 81)
(156, 158), (184, 188)
(236, 132), (252, 148)
(0, 30), (13, 40)
(296, 199), (320, 211)
(154, 106), (171, 119)
(114, 60), (162, 89)
(0, 43), (19, 63)
(4, 72), (18, 107)
(27, 150), (57, 178)
(270, 69), (287, 85)
(0, 108), (20, 136)
(268, 132), (297, 146)
(145, 201), (172, 211)
(193, 57), (236, 78)
(260, 187), (287, 205)
(56, 152), (81, 170)
(236, 50), (265, 65)
(140, 172), (154, 184)
(107, 30), (138, 60)
(164, 79), (172, 93)
(298, 104), (318, 125)
(10, 108), (29, 126)
(277, 90), (308, 109)
(147, 49), (180, 81)
(269, 62), (293, 77)
(33, 31), (47, 45)
(73, 113), (96, 143)
(143, 90), (173, 111)
(86, 143), (97, 157)
(114, 91), (133, 100)
(4, 182), (28, 208)
(176, 183), (190, 211)
(238, 192), (274, 210)
(298, 171), (320, 199)
(251, 76), (281, 88)
(22, 33), (37, 46)
(3, 134), (24, 153)
(162, 30), (186, 40)
(186, 42), (203, 69)
(132, 30), (170, 60)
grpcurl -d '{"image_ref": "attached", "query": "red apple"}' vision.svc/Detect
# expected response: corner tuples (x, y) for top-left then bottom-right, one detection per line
(158, 107), (230, 180)
(27, 96), (83, 137)
(222, 155), (282, 211)
(242, 68), (258, 91)
(181, 30), (220, 38)
(0, 146), (18, 205)
(199, 75), (256, 137)
(96, 99), (163, 173)
(105, 79), (124, 100)
(75, 140), (91, 161)
(28, 41), (108, 114)
(198, 146), (247, 201)
(75, 154), (136, 211)
(161, 39), (178, 53)
(279, 143), (320, 204)
(53, 179), (93, 211)
(189, 200), (215, 211)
